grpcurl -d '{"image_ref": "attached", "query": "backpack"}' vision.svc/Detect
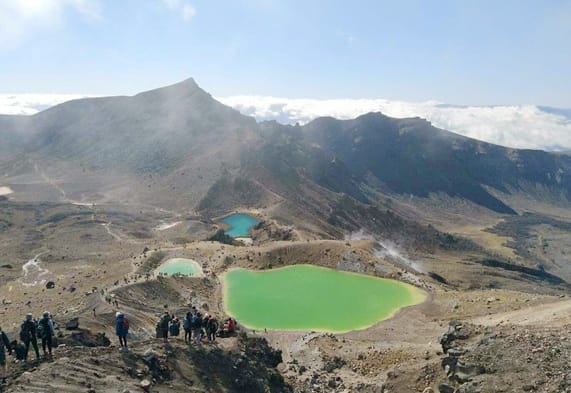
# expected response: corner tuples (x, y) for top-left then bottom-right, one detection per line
(169, 322), (179, 336)
(38, 318), (50, 338)
(0, 332), (8, 350)
(190, 312), (202, 329)
(160, 315), (170, 329)
(20, 321), (32, 341)
(210, 319), (219, 332)
(183, 316), (191, 330)
(122, 318), (129, 331)
(14, 342), (26, 360)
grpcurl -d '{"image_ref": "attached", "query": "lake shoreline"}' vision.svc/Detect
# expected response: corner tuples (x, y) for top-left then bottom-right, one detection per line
(155, 258), (204, 277)
(222, 264), (427, 334)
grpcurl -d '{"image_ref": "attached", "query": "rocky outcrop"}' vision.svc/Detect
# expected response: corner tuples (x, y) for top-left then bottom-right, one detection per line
(60, 330), (111, 347)
(434, 320), (571, 392)
(64, 317), (80, 330)
(437, 322), (485, 392)
(251, 220), (296, 242)
(187, 335), (290, 393)
(5, 335), (291, 393)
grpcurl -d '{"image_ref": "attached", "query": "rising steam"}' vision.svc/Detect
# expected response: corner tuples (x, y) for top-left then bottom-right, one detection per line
(345, 229), (424, 273)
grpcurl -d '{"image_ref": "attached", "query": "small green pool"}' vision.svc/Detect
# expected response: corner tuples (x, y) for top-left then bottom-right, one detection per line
(220, 213), (259, 238)
(156, 258), (204, 277)
(223, 265), (425, 333)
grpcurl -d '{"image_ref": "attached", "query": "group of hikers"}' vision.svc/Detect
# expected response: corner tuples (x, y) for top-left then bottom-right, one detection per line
(0, 312), (55, 384)
(114, 306), (238, 349)
(155, 306), (237, 344)
(0, 307), (238, 384)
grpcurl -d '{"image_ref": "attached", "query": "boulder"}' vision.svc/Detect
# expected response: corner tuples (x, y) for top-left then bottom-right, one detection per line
(140, 379), (151, 392)
(46, 281), (55, 289)
(457, 382), (482, 393)
(62, 330), (110, 347)
(439, 321), (470, 353)
(455, 361), (486, 383)
(65, 317), (79, 330)
(438, 382), (455, 393)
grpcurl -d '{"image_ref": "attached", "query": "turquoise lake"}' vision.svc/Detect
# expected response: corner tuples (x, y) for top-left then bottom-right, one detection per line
(156, 258), (203, 277)
(223, 265), (426, 333)
(220, 213), (259, 237)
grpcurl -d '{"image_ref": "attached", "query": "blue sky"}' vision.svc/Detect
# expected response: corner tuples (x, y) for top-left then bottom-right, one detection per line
(0, 0), (570, 106)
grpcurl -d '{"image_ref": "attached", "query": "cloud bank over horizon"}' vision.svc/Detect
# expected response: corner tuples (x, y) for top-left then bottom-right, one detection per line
(1, 93), (570, 152)
(0, 94), (92, 115)
(220, 96), (571, 151)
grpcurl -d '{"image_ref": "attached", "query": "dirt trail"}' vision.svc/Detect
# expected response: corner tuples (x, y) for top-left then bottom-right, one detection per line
(469, 297), (571, 327)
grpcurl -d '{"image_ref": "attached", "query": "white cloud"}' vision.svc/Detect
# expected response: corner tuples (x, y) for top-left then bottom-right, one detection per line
(0, 94), (93, 115)
(218, 96), (571, 151)
(181, 4), (196, 21)
(1, 93), (570, 151)
(0, 0), (101, 48)
(160, 0), (196, 22)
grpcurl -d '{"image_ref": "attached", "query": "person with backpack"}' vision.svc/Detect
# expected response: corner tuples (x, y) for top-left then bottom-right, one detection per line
(37, 311), (55, 357)
(191, 311), (203, 344)
(20, 313), (39, 362)
(206, 315), (219, 342)
(0, 327), (12, 384)
(169, 317), (180, 338)
(115, 312), (129, 349)
(183, 312), (192, 343)
(158, 312), (171, 343)
(10, 341), (26, 363)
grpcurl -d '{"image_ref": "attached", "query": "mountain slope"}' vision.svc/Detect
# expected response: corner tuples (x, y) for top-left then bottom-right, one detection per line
(24, 78), (257, 172)
(1, 79), (571, 227)
(0, 79), (263, 207)
(301, 113), (571, 214)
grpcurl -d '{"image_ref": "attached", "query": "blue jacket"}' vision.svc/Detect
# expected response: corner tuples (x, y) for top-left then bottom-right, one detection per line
(183, 315), (191, 330)
(115, 314), (128, 336)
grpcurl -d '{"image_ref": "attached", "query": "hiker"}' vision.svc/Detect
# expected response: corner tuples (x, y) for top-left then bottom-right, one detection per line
(38, 311), (55, 357)
(0, 327), (12, 384)
(20, 313), (40, 362)
(169, 318), (180, 337)
(205, 315), (219, 342)
(183, 312), (192, 343)
(115, 312), (129, 349)
(224, 317), (236, 333)
(158, 312), (171, 343)
(191, 310), (203, 344)
(10, 341), (26, 363)
(220, 317), (237, 337)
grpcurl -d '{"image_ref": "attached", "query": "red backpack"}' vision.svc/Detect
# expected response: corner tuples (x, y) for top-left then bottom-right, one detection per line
(122, 318), (129, 331)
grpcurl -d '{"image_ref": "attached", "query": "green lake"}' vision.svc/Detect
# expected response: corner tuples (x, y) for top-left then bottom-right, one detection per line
(220, 213), (259, 237)
(223, 265), (426, 333)
(156, 258), (204, 277)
